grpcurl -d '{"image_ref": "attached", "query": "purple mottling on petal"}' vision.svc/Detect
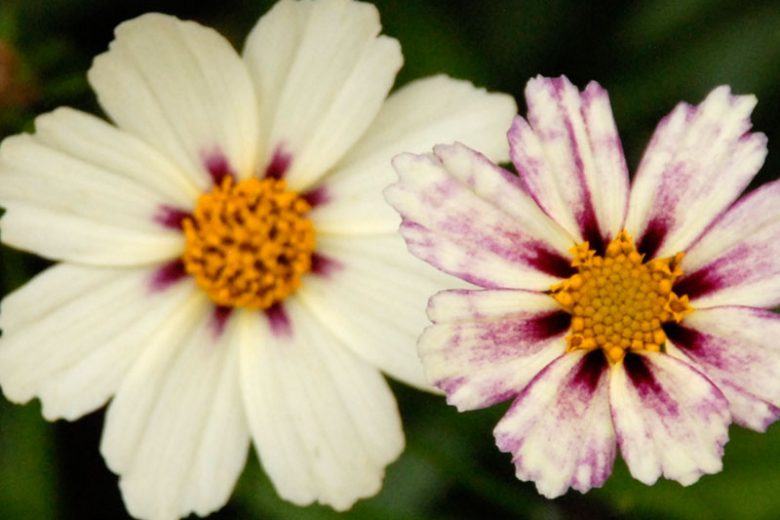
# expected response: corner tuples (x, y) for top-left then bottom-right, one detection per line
(204, 151), (236, 186)
(264, 146), (292, 180)
(527, 242), (576, 278)
(265, 303), (292, 338)
(438, 376), (466, 396)
(311, 252), (342, 278)
(210, 306), (232, 339)
(302, 186), (330, 208)
(571, 349), (607, 393)
(154, 205), (191, 230)
(623, 353), (680, 416)
(149, 259), (187, 293)
(637, 218), (668, 258)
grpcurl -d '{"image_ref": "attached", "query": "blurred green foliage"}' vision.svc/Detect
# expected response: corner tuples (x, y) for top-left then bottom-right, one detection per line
(1, 0), (779, 518)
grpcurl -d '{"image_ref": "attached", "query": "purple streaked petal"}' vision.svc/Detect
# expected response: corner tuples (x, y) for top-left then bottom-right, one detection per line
(610, 352), (730, 487)
(626, 86), (766, 257)
(263, 146), (292, 180)
(154, 205), (191, 230)
(209, 306), (233, 339)
(493, 350), (615, 498)
(203, 150), (237, 186)
(509, 76), (629, 245)
(677, 180), (780, 308)
(665, 306), (780, 431)
(301, 186), (330, 208)
(386, 143), (575, 291)
(149, 260), (187, 293)
(420, 289), (567, 411)
(310, 252), (342, 278)
(265, 302), (292, 338)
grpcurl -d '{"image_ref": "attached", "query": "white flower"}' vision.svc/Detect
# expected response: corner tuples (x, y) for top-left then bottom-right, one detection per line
(0, 1), (516, 518)
(386, 75), (779, 498)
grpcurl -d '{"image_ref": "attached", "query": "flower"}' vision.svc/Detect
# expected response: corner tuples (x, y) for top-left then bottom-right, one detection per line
(385, 75), (780, 498)
(0, 1), (516, 517)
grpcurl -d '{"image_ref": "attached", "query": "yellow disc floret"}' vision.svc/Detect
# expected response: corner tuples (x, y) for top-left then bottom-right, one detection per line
(182, 176), (315, 310)
(550, 230), (693, 363)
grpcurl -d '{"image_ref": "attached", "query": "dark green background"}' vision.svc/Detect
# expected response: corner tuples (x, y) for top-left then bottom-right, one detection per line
(1, 0), (780, 518)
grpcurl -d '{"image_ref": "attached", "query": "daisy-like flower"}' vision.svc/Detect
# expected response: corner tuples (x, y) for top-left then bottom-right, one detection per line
(386, 75), (780, 498)
(0, 1), (515, 518)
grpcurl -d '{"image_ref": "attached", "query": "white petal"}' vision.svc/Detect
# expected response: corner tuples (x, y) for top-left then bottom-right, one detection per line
(89, 13), (259, 188)
(677, 180), (780, 308)
(0, 204), (182, 266)
(243, 0), (402, 189)
(386, 143), (575, 290)
(0, 110), (189, 265)
(103, 298), (250, 520)
(0, 263), (197, 421)
(610, 353), (730, 486)
(239, 298), (403, 511)
(666, 307), (780, 431)
(509, 77), (629, 243)
(298, 233), (458, 389)
(625, 86), (766, 257)
(311, 75), (516, 234)
(33, 107), (199, 205)
(494, 350), (616, 498)
(421, 289), (567, 410)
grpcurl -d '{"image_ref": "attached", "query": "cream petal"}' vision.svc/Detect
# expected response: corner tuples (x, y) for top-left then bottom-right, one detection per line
(102, 298), (250, 520)
(32, 107), (199, 205)
(677, 180), (780, 308)
(311, 75), (516, 234)
(0, 204), (182, 266)
(510, 76), (629, 243)
(386, 143), (575, 290)
(625, 86), (766, 258)
(0, 109), (189, 265)
(610, 353), (730, 486)
(421, 289), (568, 410)
(494, 350), (615, 498)
(0, 263), (197, 421)
(297, 233), (458, 389)
(89, 13), (259, 189)
(239, 298), (403, 511)
(666, 307), (780, 431)
(243, 0), (401, 189)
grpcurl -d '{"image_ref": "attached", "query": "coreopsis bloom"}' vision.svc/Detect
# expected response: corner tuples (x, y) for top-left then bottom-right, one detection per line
(0, 1), (515, 518)
(386, 75), (780, 498)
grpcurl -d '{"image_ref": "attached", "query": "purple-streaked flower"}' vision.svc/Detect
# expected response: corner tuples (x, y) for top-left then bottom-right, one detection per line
(386, 75), (780, 498)
(0, 1), (515, 517)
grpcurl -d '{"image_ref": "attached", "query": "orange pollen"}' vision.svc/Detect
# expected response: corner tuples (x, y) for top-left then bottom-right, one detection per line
(182, 176), (315, 310)
(549, 230), (693, 363)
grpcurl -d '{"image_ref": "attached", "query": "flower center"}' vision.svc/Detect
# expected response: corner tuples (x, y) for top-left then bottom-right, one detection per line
(182, 177), (315, 309)
(550, 230), (693, 363)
